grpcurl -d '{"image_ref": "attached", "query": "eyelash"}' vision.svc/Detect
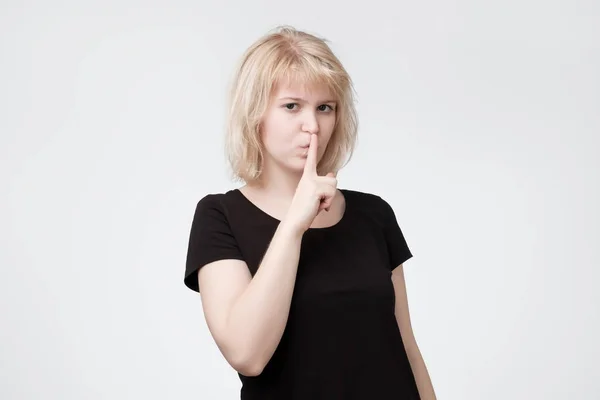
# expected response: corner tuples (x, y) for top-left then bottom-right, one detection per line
(284, 103), (335, 112)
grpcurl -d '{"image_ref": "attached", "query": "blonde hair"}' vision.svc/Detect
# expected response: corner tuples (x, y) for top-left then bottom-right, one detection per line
(224, 25), (358, 182)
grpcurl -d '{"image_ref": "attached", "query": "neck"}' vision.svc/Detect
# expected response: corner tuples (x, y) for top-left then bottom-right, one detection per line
(247, 163), (303, 200)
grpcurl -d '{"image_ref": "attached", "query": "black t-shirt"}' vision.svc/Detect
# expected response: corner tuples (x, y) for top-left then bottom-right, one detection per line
(184, 188), (420, 399)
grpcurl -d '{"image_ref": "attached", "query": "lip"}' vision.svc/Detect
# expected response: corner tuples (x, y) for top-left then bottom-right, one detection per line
(298, 145), (309, 157)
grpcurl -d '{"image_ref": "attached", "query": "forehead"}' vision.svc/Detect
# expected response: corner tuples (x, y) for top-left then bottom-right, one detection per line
(272, 80), (335, 102)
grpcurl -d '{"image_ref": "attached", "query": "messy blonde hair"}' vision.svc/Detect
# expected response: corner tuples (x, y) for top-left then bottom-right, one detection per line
(225, 25), (358, 182)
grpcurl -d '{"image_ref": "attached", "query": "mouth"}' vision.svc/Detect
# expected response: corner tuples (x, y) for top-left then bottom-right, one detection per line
(299, 146), (309, 157)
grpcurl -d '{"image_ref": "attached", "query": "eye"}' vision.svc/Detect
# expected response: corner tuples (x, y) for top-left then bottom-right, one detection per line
(318, 104), (335, 112)
(284, 103), (298, 110)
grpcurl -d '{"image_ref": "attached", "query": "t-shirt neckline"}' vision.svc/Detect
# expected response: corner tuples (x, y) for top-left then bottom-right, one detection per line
(232, 188), (349, 231)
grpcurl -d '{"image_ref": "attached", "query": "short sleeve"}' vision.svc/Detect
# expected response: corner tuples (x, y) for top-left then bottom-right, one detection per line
(379, 196), (413, 270)
(183, 194), (245, 292)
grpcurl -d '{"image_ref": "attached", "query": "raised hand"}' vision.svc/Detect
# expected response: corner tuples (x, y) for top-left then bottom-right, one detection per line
(284, 134), (338, 234)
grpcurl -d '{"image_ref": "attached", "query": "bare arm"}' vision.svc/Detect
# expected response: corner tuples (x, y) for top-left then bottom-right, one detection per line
(196, 134), (336, 377)
(392, 264), (437, 400)
(197, 220), (303, 377)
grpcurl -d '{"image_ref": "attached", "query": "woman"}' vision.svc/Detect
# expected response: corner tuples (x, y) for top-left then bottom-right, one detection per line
(184, 26), (436, 399)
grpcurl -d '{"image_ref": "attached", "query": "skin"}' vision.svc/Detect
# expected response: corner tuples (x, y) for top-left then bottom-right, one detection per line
(393, 265), (438, 399)
(240, 80), (341, 227)
(196, 80), (436, 398)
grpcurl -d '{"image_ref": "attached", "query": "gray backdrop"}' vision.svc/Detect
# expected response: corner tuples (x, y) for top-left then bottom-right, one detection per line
(1, 1), (598, 399)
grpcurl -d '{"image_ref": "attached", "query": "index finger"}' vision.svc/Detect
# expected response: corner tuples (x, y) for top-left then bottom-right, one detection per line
(303, 134), (318, 176)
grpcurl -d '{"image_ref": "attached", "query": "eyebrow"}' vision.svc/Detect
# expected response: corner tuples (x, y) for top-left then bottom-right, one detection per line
(279, 97), (337, 104)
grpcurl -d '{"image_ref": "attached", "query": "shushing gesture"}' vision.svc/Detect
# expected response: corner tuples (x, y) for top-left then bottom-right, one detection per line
(284, 134), (338, 234)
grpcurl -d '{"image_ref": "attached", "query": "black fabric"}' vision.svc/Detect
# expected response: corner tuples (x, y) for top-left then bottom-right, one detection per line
(184, 188), (420, 399)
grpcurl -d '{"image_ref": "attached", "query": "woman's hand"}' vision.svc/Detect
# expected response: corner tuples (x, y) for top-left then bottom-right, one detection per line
(283, 134), (337, 234)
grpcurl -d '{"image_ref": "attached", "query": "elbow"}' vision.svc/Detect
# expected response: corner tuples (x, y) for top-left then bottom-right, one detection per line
(221, 339), (266, 377)
(230, 353), (266, 377)
(217, 328), (269, 376)
(235, 360), (265, 377)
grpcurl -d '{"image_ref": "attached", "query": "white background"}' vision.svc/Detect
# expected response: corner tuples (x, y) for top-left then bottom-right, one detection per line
(1, 1), (598, 399)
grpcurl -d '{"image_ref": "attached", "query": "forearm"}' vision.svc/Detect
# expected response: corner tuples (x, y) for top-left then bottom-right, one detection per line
(226, 220), (303, 374)
(406, 341), (437, 400)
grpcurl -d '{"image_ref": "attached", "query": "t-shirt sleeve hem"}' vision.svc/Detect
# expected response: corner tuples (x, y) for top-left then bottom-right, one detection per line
(376, 195), (414, 272)
(183, 194), (245, 293)
(183, 255), (246, 293)
(390, 252), (413, 272)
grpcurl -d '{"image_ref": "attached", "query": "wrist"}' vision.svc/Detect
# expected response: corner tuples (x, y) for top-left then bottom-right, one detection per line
(278, 218), (305, 240)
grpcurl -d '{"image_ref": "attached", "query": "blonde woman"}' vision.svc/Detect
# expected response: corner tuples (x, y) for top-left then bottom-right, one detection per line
(184, 26), (436, 400)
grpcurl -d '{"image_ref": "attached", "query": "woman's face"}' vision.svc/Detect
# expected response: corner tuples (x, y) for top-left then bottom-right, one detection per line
(259, 81), (337, 175)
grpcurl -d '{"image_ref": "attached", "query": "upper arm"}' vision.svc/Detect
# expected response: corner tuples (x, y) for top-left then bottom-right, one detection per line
(378, 196), (413, 269)
(377, 196), (417, 346)
(391, 264), (417, 347)
(183, 195), (250, 347)
(197, 259), (251, 347)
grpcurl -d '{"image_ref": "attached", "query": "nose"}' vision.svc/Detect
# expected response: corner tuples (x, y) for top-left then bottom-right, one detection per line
(301, 111), (319, 135)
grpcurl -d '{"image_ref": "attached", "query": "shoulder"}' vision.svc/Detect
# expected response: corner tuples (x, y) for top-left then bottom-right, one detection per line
(341, 188), (397, 223)
(186, 189), (245, 248)
(188, 190), (249, 231)
(341, 188), (394, 212)
(193, 189), (241, 216)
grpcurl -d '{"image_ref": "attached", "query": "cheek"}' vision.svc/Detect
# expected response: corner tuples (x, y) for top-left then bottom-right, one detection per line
(260, 121), (292, 154)
(260, 116), (279, 141)
(262, 115), (296, 142)
(321, 117), (337, 142)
